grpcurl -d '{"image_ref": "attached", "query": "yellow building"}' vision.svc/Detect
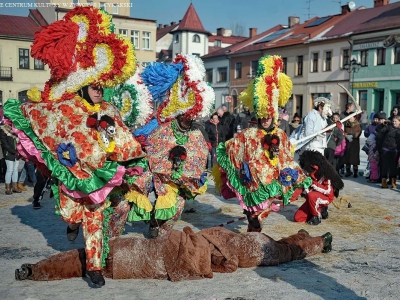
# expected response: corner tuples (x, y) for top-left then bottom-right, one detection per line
(36, 0), (157, 67)
(0, 10), (50, 104)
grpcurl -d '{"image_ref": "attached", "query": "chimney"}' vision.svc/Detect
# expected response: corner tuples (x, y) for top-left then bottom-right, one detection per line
(341, 4), (351, 14)
(374, 0), (390, 7)
(158, 23), (163, 29)
(288, 16), (300, 28)
(217, 28), (223, 36)
(163, 24), (167, 28)
(249, 28), (257, 38)
(171, 21), (176, 26)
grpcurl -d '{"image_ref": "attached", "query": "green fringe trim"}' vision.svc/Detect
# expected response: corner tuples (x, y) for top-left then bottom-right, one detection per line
(216, 143), (312, 206)
(101, 203), (113, 268)
(52, 179), (61, 216)
(4, 99), (119, 195)
(127, 205), (177, 222)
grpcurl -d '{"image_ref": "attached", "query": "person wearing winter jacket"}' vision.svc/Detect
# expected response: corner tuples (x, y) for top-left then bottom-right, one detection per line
(324, 113), (344, 171)
(375, 116), (400, 188)
(205, 113), (224, 169)
(0, 122), (22, 194)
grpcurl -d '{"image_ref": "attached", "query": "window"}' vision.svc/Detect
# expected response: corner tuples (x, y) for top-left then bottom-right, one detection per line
(205, 69), (213, 83)
(394, 47), (400, 64)
(377, 48), (386, 65)
(34, 59), (44, 70)
(113, 3), (118, 14)
(87, 1), (93, 5)
(18, 90), (28, 103)
(214, 40), (221, 47)
(192, 53), (200, 57)
(130, 30), (139, 49)
(312, 52), (319, 72)
(217, 67), (227, 82)
(235, 62), (242, 79)
(324, 51), (332, 71)
(297, 55), (303, 76)
(174, 34), (179, 43)
(282, 57), (287, 74)
(250, 60), (258, 77)
(118, 29), (127, 37)
(19, 48), (29, 69)
(192, 34), (200, 43)
(100, 2), (105, 10)
(360, 50), (368, 67)
(0, 90), (2, 105)
(342, 49), (350, 68)
(142, 31), (151, 49)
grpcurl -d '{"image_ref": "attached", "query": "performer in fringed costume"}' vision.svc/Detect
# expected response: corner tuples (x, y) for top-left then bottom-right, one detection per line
(214, 55), (311, 232)
(3, 6), (147, 286)
(125, 54), (215, 238)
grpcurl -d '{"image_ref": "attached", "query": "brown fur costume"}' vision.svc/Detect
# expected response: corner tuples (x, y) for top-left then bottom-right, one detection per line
(17, 227), (331, 282)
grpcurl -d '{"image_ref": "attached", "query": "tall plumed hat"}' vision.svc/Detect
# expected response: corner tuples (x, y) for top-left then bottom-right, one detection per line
(31, 6), (136, 102)
(104, 64), (153, 128)
(141, 54), (215, 123)
(239, 55), (292, 124)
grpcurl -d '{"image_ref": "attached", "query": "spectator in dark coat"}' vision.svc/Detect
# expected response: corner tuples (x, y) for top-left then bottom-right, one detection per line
(278, 112), (291, 136)
(343, 116), (362, 178)
(218, 107), (235, 141)
(233, 106), (254, 134)
(205, 113), (224, 169)
(375, 116), (400, 188)
(364, 113), (379, 138)
(388, 105), (400, 122)
(324, 113), (344, 171)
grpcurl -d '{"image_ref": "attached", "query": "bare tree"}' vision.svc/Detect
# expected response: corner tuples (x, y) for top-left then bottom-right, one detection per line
(229, 21), (246, 36)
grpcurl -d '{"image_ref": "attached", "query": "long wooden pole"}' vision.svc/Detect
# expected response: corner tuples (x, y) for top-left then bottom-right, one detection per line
(292, 83), (362, 146)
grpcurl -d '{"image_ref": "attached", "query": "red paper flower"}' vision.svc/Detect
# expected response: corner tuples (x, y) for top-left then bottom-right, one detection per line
(99, 120), (108, 129)
(86, 116), (97, 128)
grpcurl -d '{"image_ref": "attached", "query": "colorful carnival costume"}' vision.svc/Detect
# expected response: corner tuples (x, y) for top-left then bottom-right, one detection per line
(3, 6), (145, 286)
(15, 226), (332, 282)
(215, 55), (311, 232)
(294, 150), (344, 225)
(125, 54), (215, 237)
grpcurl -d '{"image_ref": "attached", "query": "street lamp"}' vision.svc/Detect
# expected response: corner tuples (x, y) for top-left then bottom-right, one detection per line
(344, 58), (362, 99)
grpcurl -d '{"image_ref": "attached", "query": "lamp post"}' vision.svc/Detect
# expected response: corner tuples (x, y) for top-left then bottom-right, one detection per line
(344, 58), (361, 102)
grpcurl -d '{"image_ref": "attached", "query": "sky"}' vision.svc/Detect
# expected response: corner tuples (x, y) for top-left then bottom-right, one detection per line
(1, 0), (400, 35)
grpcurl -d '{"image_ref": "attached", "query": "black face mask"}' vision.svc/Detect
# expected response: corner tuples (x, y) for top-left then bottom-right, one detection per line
(78, 85), (103, 105)
(258, 119), (274, 132)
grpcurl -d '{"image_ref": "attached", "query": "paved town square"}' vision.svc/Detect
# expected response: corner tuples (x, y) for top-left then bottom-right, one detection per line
(0, 141), (399, 300)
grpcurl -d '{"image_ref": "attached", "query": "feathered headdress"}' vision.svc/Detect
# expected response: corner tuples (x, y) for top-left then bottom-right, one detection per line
(142, 54), (215, 123)
(31, 6), (136, 102)
(239, 55), (292, 124)
(104, 64), (153, 128)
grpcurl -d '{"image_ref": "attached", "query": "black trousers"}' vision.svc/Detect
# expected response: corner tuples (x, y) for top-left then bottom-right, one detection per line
(380, 150), (399, 178)
(33, 169), (48, 202)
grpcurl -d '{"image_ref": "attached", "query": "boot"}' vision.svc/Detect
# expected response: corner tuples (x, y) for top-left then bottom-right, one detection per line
(321, 206), (329, 219)
(5, 184), (13, 195)
(86, 270), (105, 286)
(391, 178), (397, 189)
(17, 182), (27, 191)
(12, 182), (22, 193)
(247, 224), (262, 232)
(353, 166), (358, 178)
(345, 166), (352, 177)
(322, 232), (333, 253)
(307, 215), (321, 225)
(381, 178), (388, 189)
(67, 224), (80, 241)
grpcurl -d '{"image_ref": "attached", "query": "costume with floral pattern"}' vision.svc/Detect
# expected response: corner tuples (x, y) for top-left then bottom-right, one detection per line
(3, 6), (145, 274)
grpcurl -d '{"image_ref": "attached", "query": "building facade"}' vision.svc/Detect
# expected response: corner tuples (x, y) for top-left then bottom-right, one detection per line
(0, 10), (49, 104)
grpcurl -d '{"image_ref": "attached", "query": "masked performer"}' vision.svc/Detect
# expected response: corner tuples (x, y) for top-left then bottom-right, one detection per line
(15, 226), (332, 282)
(294, 150), (344, 225)
(125, 54), (215, 238)
(214, 55), (311, 233)
(3, 6), (146, 286)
